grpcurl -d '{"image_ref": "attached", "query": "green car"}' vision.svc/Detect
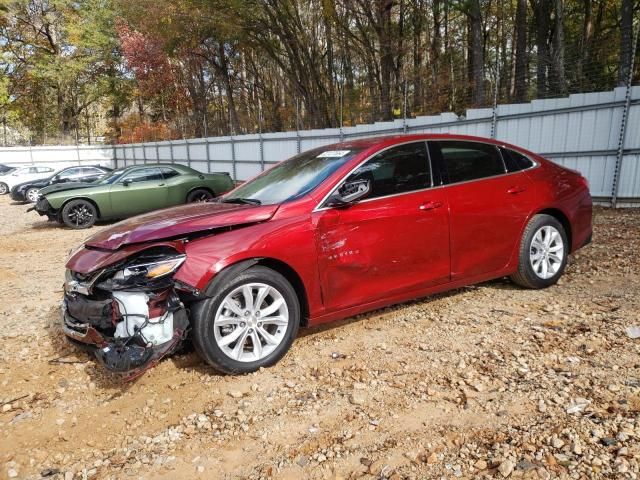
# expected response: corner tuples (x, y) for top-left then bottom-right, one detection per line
(32, 164), (234, 229)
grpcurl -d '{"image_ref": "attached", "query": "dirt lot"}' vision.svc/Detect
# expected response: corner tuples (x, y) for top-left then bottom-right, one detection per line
(0, 196), (639, 480)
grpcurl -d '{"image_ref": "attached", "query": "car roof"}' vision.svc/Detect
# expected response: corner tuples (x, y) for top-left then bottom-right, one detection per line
(320, 133), (521, 151)
(120, 163), (190, 170)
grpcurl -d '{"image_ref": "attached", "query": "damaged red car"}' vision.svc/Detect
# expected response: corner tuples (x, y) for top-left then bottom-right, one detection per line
(63, 134), (592, 377)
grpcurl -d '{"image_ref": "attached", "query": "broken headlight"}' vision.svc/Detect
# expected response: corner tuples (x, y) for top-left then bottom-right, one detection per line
(97, 254), (186, 291)
(114, 255), (186, 281)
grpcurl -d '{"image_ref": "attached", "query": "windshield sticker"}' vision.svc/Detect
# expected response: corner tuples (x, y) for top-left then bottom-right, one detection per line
(317, 150), (351, 158)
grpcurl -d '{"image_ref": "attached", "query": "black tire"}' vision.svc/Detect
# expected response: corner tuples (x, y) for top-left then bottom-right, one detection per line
(187, 188), (214, 203)
(510, 214), (568, 289)
(0, 182), (8, 195)
(191, 265), (300, 374)
(26, 187), (40, 203)
(61, 199), (98, 229)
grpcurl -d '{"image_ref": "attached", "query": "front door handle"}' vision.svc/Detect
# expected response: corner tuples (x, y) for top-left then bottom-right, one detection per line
(507, 186), (526, 194)
(158, 183), (166, 186)
(419, 200), (443, 211)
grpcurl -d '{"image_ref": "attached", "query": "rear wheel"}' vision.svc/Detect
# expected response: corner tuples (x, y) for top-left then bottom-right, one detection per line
(0, 183), (8, 195)
(191, 266), (300, 374)
(61, 199), (97, 229)
(26, 187), (40, 203)
(510, 214), (568, 289)
(187, 188), (214, 203)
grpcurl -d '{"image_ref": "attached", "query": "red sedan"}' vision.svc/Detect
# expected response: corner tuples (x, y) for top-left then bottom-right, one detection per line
(63, 134), (592, 376)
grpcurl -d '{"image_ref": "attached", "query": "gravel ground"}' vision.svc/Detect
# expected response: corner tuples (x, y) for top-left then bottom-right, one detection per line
(0, 195), (639, 480)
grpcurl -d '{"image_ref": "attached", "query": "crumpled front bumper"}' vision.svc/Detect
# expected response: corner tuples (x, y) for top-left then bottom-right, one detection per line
(61, 293), (188, 380)
(31, 196), (56, 216)
(9, 188), (27, 202)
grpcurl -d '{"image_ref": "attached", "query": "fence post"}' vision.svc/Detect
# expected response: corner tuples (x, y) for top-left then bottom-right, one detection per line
(169, 140), (174, 164)
(112, 143), (117, 169)
(612, 21), (639, 208)
(258, 102), (265, 171)
(402, 81), (408, 134)
(28, 136), (34, 164)
(339, 85), (344, 141)
(295, 98), (301, 154)
(185, 138), (191, 168)
(230, 135), (237, 181)
(490, 52), (501, 139)
(155, 141), (160, 163)
(142, 141), (147, 164)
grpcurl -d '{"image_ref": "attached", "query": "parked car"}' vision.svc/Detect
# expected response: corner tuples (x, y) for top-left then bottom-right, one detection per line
(0, 164), (56, 195)
(33, 163), (234, 229)
(10, 165), (113, 203)
(61, 134), (592, 377)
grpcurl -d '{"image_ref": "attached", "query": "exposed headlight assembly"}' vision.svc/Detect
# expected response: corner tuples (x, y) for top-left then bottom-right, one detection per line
(114, 255), (186, 281)
(97, 254), (186, 291)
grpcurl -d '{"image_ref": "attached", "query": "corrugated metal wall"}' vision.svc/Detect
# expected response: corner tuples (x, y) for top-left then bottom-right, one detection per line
(112, 86), (640, 203)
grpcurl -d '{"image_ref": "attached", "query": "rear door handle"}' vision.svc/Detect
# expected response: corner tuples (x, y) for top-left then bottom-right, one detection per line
(419, 200), (443, 211)
(158, 183), (166, 186)
(507, 186), (526, 194)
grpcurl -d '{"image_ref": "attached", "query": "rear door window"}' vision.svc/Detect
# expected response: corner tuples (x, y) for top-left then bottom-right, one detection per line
(432, 141), (506, 184)
(342, 142), (431, 200)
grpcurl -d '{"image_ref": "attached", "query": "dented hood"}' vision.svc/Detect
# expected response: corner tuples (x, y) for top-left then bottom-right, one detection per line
(40, 181), (97, 196)
(85, 202), (279, 250)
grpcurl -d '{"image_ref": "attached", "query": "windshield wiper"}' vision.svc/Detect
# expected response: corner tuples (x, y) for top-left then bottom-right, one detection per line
(220, 197), (262, 205)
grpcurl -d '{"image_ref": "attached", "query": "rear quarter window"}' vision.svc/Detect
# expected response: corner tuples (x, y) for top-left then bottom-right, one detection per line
(501, 148), (535, 172)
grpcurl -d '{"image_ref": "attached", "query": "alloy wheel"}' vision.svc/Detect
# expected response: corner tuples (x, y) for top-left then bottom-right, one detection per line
(0, 183), (7, 195)
(529, 225), (564, 280)
(67, 204), (94, 227)
(213, 282), (289, 362)
(27, 188), (39, 202)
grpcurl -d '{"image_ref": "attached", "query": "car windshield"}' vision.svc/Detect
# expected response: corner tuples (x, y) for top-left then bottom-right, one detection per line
(223, 146), (363, 205)
(96, 168), (126, 185)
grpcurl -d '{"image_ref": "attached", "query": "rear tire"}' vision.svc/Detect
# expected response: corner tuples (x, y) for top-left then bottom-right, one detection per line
(510, 214), (568, 289)
(187, 188), (214, 203)
(191, 266), (300, 374)
(61, 199), (97, 229)
(0, 183), (8, 195)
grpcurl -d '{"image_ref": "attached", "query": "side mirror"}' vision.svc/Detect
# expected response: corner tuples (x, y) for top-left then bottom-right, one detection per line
(122, 179), (132, 187)
(326, 179), (371, 208)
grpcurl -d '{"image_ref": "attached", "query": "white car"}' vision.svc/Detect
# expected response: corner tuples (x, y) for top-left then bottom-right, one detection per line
(0, 165), (56, 195)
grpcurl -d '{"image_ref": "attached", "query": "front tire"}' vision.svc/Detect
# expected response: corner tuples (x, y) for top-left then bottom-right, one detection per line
(510, 214), (568, 289)
(0, 183), (8, 195)
(26, 187), (40, 203)
(187, 188), (214, 203)
(191, 266), (300, 374)
(61, 199), (97, 229)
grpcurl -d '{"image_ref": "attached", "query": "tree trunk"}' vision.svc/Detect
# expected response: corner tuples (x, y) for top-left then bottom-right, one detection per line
(551, 0), (566, 95)
(468, 0), (485, 105)
(533, 1), (551, 98)
(618, 0), (634, 86)
(411, 0), (424, 112)
(514, 0), (527, 102)
(377, 0), (394, 120)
